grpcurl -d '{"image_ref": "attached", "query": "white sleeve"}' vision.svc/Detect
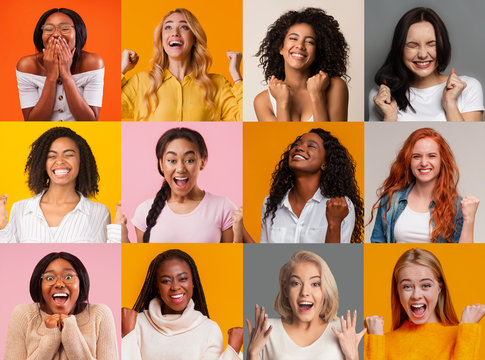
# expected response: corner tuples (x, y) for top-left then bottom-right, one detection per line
(461, 76), (485, 113)
(82, 68), (104, 107)
(16, 70), (40, 109)
(122, 330), (143, 360)
(368, 87), (383, 121)
(340, 197), (355, 244)
(0, 201), (20, 243)
(260, 197), (269, 243)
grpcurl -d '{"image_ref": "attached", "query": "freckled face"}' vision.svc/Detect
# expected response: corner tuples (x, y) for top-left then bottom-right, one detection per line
(42, 12), (76, 51)
(156, 259), (194, 314)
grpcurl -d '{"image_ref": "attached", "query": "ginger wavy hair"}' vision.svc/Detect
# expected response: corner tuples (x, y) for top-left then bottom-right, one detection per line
(142, 8), (216, 119)
(370, 128), (459, 242)
(391, 248), (458, 330)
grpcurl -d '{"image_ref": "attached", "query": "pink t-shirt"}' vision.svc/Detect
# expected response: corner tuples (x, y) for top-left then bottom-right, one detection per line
(131, 192), (236, 243)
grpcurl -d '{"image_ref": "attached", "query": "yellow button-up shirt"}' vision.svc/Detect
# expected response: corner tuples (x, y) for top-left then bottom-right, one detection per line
(121, 70), (242, 121)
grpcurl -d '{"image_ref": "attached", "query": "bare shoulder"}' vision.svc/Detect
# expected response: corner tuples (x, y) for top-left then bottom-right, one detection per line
(254, 89), (270, 108)
(16, 54), (40, 74)
(79, 51), (105, 72)
(328, 77), (348, 94)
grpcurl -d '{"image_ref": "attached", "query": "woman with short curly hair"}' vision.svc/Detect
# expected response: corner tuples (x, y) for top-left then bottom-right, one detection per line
(0, 127), (123, 243)
(260, 128), (363, 243)
(254, 8), (349, 122)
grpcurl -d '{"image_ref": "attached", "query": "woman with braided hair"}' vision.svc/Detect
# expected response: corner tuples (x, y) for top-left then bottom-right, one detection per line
(260, 128), (363, 243)
(0, 126), (124, 243)
(121, 249), (243, 359)
(132, 127), (246, 243)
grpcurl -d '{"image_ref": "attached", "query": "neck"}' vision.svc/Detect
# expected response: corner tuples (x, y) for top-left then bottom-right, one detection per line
(168, 58), (193, 83)
(411, 70), (442, 89)
(42, 184), (80, 203)
(287, 314), (326, 330)
(283, 66), (311, 89)
(291, 172), (321, 200)
(168, 185), (205, 203)
(411, 180), (436, 201)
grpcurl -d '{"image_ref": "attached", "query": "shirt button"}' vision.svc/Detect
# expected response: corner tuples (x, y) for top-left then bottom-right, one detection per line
(58, 95), (63, 101)
(58, 109), (64, 113)
(57, 79), (62, 85)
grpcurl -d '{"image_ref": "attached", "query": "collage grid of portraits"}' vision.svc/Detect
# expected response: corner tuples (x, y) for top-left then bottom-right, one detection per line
(1, 0), (485, 359)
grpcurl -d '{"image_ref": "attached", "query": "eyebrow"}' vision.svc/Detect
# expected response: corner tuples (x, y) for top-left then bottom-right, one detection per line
(160, 272), (189, 278)
(288, 33), (316, 40)
(164, 20), (188, 24)
(48, 149), (76, 154)
(166, 150), (196, 156)
(400, 278), (434, 283)
(44, 268), (76, 273)
(290, 275), (321, 280)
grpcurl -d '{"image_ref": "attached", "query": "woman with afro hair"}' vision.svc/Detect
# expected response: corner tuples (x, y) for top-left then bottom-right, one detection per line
(254, 8), (349, 122)
(260, 128), (363, 243)
(0, 127), (125, 243)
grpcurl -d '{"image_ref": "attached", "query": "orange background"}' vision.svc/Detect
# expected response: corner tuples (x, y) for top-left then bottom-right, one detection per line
(122, 243), (243, 347)
(243, 122), (365, 241)
(121, 0), (242, 89)
(0, 0), (121, 121)
(364, 244), (485, 358)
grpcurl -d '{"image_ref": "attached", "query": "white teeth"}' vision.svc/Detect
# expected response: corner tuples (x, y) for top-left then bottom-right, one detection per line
(292, 53), (305, 58)
(416, 61), (430, 66)
(53, 294), (68, 298)
(293, 155), (305, 160)
(299, 302), (313, 305)
(411, 304), (424, 309)
(53, 169), (70, 175)
(174, 177), (188, 181)
(171, 294), (184, 299)
(169, 41), (183, 46)
(419, 169), (431, 173)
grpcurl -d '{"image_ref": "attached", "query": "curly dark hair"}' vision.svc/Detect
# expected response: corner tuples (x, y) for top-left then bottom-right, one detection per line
(256, 7), (349, 82)
(263, 128), (363, 243)
(25, 127), (99, 197)
(132, 249), (209, 317)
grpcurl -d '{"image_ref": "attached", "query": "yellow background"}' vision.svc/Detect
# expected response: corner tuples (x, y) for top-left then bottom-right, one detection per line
(121, 0), (242, 84)
(0, 122), (121, 221)
(122, 243), (243, 347)
(364, 244), (485, 358)
(243, 122), (365, 241)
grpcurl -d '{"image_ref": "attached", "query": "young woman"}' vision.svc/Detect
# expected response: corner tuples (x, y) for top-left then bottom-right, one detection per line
(370, 128), (479, 243)
(365, 248), (485, 359)
(17, 8), (104, 121)
(121, 8), (242, 121)
(246, 250), (365, 360)
(254, 8), (349, 122)
(0, 127), (123, 243)
(122, 249), (242, 359)
(260, 128), (363, 243)
(369, 7), (484, 121)
(4, 252), (118, 359)
(132, 127), (249, 243)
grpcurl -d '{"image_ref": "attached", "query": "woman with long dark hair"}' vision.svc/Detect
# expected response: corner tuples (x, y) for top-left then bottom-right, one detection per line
(17, 8), (104, 121)
(261, 128), (363, 243)
(369, 7), (484, 121)
(254, 8), (349, 122)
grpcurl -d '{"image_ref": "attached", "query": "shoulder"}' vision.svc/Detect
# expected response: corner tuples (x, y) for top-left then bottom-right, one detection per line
(254, 89), (270, 106)
(329, 76), (348, 92)
(16, 54), (41, 74)
(86, 303), (114, 319)
(460, 75), (483, 93)
(10, 303), (40, 323)
(200, 317), (223, 337)
(79, 51), (104, 72)
(83, 197), (110, 213)
(208, 73), (230, 85)
(205, 192), (235, 207)
(136, 198), (155, 211)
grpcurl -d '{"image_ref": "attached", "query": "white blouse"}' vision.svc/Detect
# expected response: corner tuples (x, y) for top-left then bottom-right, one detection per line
(16, 68), (104, 121)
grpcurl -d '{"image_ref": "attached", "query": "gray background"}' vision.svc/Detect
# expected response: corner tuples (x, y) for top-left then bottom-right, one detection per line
(365, 122), (485, 243)
(243, 244), (364, 358)
(365, 0), (485, 120)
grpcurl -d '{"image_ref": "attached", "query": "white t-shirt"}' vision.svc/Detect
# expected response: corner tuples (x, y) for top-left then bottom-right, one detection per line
(260, 189), (355, 243)
(394, 205), (432, 243)
(368, 75), (484, 121)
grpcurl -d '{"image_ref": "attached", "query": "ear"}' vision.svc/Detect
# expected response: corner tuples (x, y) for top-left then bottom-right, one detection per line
(320, 162), (326, 171)
(200, 157), (207, 171)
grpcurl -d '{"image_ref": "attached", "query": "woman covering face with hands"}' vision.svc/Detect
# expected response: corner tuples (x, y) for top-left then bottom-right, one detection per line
(246, 250), (365, 360)
(254, 8), (349, 122)
(4, 252), (118, 359)
(365, 248), (485, 359)
(16, 8), (104, 121)
(121, 8), (242, 121)
(122, 249), (242, 360)
(260, 128), (363, 243)
(369, 7), (484, 121)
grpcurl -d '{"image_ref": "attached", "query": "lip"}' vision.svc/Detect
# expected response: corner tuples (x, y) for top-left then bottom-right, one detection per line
(417, 168), (432, 174)
(290, 51), (307, 60)
(169, 293), (185, 304)
(173, 176), (189, 188)
(413, 60), (433, 69)
(297, 300), (314, 313)
(409, 303), (427, 319)
(51, 291), (70, 307)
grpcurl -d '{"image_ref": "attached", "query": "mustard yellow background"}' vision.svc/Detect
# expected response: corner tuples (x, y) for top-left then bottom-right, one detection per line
(364, 244), (485, 358)
(122, 243), (243, 347)
(0, 122), (121, 221)
(121, 0), (242, 85)
(243, 122), (365, 241)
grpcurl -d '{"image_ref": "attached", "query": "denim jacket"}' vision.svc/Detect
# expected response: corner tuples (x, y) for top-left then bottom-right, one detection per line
(370, 183), (463, 243)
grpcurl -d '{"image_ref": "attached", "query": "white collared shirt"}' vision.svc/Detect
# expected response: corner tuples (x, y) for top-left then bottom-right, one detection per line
(260, 189), (355, 243)
(0, 191), (120, 243)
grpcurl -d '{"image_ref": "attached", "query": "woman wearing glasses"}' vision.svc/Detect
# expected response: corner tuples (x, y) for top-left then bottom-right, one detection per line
(16, 8), (104, 121)
(4, 252), (118, 359)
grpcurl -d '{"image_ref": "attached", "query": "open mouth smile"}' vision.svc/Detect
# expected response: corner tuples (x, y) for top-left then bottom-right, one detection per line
(52, 293), (69, 305)
(298, 301), (314, 312)
(173, 177), (189, 187)
(410, 304), (427, 319)
(170, 293), (185, 304)
(413, 61), (433, 69)
(169, 40), (184, 47)
(52, 168), (71, 176)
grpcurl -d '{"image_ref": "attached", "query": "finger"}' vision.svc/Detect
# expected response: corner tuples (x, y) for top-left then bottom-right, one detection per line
(264, 325), (273, 337)
(340, 314), (346, 332)
(245, 318), (253, 334)
(450, 68), (456, 76)
(352, 309), (357, 328)
(331, 326), (341, 337)
(357, 327), (367, 341)
(346, 310), (352, 330)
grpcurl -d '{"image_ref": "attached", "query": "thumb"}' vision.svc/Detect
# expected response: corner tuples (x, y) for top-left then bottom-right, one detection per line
(450, 68), (456, 76)
(331, 326), (340, 336)
(245, 318), (253, 333)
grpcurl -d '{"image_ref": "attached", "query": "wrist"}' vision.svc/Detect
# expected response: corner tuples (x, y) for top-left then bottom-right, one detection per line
(442, 99), (458, 113)
(383, 113), (397, 122)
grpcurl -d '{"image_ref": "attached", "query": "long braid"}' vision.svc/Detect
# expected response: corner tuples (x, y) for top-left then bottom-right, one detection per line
(143, 181), (171, 243)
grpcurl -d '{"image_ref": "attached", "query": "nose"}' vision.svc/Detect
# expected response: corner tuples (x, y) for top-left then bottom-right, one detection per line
(170, 280), (181, 290)
(300, 282), (310, 296)
(410, 287), (422, 300)
(417, 45), (428, 59)
(296, 39), (306, 50)
(175, 161), (186, 172)
(54, 277), (66, 288)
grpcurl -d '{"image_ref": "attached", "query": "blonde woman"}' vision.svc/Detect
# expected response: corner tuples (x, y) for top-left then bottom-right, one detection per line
(365, 248), (485, 359)
(121, 8), (242, 121)
(246, 250), (365, 360)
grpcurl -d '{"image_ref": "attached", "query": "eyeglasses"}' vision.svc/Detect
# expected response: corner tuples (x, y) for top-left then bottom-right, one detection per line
(41, 272), (78, 286)
(41, 23), (74, 35)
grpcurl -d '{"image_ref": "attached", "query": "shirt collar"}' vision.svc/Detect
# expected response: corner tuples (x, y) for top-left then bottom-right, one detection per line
(398, 182), (435, 208)
(164, 69), (195, 82)
(281, 188), (324, 210)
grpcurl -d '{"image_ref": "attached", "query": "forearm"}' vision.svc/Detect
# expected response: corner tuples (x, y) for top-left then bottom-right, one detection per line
(325, 223), (341, 243)
(275, 102), (291, 121)
(310, 93), (329, 122)
(443, 102), (465, 122)
(25, 77), (57, 121)
(61, 316), (95, 359)
(62, 75), (97, 121)
(458, 219), (474, 243)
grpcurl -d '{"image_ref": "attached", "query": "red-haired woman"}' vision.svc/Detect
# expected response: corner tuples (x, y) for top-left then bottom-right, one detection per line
(370, 128), (479, 243)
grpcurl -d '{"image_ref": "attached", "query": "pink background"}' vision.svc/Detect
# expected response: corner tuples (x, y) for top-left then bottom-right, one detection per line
(0, 244), (121, 358)
(121, 122), (243, 242)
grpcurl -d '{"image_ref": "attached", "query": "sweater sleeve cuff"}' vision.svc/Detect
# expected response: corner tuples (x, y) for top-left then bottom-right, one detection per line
(121, 74), (128, 87)
(364, 334), (385, 360)
(38, 327), (62, 359)
(107, 224), (121, 243)
(220, 345), (242, 360)
(231, 81), (243, 100)
(455, 323), (481, 359)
